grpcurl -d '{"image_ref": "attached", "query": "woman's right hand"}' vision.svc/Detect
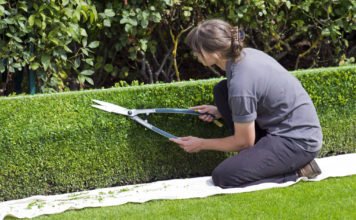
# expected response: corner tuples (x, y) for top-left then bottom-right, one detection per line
(190, 105), (222, 122)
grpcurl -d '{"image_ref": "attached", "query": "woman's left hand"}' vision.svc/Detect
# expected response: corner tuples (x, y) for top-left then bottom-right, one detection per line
(169, 136), (204, 153)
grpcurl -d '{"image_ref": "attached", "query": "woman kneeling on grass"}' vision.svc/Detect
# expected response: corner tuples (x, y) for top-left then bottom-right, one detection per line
(170, 19), (322, 188)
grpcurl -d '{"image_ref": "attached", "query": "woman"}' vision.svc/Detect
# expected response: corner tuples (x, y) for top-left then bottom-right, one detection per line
(170, 19), (322, 188)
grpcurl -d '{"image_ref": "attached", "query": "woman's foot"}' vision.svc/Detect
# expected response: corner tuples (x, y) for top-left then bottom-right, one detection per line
(297, 159), (322, 178)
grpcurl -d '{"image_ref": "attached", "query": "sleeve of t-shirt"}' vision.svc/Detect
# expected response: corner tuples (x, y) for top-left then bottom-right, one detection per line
(229, 96), (257, 123)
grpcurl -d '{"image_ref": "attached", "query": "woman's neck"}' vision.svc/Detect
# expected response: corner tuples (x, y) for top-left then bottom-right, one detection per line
(215, 59), (228, 71)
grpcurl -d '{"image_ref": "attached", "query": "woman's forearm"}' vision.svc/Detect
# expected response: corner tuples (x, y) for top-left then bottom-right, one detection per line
(201, 135), (251, 152)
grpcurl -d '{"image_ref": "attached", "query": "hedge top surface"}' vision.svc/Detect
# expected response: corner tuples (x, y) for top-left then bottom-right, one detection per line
(1, 65), (354, 101)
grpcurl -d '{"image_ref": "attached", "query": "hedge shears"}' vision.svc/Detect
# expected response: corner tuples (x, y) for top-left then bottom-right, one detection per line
(92, 99), (223, 139)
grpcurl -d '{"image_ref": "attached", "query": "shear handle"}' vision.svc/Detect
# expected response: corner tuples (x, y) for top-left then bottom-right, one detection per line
(155, 108), (216, 118)
(131, 116), (177, 139)
(150, 108), (222, 127)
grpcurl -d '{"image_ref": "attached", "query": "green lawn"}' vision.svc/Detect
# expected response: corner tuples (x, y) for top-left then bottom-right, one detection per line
(6, 175), (356, 220)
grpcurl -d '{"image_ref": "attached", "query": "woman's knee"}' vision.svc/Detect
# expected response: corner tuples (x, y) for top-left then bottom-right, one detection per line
(212, 166), (227, 188)
(212, 164), (244, 188)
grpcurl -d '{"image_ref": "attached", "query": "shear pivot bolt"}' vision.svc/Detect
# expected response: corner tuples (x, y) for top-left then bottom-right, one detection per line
(128, 111), (132, 115)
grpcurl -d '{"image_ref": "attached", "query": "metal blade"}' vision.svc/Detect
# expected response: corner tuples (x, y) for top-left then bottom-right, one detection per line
(92, 99), (130, 115)
(92, 104), (114, 113)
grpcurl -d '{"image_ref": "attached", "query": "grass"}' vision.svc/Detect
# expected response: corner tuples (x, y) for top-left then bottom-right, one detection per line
(7, 175), (353, 220)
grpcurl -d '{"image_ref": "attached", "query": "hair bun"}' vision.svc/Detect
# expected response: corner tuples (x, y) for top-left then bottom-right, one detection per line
(231, 27), (239, 42)
(238, 30), (245, 42)
(231, 27), (245, 45)
(230, 27), (244, 61)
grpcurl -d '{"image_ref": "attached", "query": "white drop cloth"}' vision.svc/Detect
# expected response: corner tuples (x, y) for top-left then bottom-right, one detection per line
(1, 153), (355, 219)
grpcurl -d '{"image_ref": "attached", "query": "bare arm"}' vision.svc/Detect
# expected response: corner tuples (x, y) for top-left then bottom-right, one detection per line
(170, 121), (256, 153)
(202, 121), (255, 152)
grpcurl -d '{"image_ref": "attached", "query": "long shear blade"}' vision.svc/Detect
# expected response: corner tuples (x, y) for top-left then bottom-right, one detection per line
(92, 99), (130, 115)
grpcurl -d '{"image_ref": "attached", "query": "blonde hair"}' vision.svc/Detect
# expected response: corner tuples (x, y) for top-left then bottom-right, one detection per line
(185, 19), (245, 61)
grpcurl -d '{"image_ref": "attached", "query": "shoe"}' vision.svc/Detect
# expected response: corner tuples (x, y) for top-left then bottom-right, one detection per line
(297, 160), (322, 178)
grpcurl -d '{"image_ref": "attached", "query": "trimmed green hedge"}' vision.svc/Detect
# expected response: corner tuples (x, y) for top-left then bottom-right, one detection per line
(295, 66), (356, 156)
(0, 66), (355, 201)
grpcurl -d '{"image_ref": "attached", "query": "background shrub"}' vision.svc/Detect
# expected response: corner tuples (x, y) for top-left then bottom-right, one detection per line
(0, 0), (355, 95)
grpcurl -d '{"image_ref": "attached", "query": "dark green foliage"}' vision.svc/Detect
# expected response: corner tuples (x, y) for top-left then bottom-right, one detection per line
(1, 0), (355, 94)
(0, 66), (355, 201)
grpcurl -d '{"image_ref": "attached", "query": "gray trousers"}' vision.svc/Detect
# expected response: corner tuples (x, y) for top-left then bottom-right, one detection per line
(212, 80), (318, 188)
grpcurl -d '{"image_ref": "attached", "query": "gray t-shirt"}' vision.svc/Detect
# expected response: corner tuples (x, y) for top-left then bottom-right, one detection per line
(226, 48), (322, 152)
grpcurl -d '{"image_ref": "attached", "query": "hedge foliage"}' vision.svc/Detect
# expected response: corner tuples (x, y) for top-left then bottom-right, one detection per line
(0, 66), (355, 201)
(0, 0), (355, 94)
